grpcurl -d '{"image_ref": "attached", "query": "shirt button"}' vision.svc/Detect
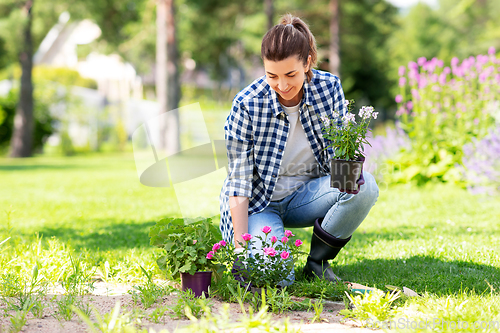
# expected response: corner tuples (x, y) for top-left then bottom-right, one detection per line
(279, 149), (283, 152)
(285, 123), (289, 126)
(272, 174), (276, 178)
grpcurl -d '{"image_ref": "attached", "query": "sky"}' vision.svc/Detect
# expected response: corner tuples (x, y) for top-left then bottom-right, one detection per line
(386, 0), (439, 9)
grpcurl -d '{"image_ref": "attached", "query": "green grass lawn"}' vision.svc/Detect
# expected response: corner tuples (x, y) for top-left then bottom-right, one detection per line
(1, 153), (499, 331)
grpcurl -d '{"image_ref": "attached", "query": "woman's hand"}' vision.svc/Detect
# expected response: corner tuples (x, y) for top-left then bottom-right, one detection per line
(339, 173), (365, 194)
(339, 155), (365, 194)
(229, 196), (249, 248)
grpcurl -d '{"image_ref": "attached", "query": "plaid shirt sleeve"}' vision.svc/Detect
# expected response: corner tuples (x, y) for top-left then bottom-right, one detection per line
(324, 76), (347, 165)
(224, 100), (254, 198)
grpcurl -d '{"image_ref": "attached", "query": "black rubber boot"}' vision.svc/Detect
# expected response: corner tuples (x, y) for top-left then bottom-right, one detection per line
(303, 218), (351, 283)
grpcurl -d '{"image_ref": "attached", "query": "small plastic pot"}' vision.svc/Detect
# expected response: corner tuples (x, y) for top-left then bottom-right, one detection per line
(181, 271), (212, 297)
(330, 159), (364, 190)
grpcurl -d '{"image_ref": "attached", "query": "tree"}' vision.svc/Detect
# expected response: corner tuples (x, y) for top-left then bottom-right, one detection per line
(265, 0), (274, 31)
(10, 0), (34, 157)
(329, 0), (339, 76)
(157, 0), (180, 154)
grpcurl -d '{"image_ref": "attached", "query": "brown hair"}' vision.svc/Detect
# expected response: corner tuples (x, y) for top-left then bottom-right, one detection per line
(261, 14), (318, 82)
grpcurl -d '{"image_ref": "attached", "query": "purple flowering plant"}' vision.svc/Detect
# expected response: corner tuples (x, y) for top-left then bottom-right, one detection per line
(361, 124), (411, 182)
(392, 47), (499, 183)
(206, 227), (306, 288)
(460, 125), (500, 195)
(320, 100), (378, 161)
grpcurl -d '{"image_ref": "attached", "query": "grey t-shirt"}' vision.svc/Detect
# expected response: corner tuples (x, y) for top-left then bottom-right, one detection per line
(272, 102), (320, 201)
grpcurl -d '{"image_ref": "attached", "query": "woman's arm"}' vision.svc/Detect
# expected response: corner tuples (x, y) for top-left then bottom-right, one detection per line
(229, 196), (249, 248)
(224, 100), (253, 247)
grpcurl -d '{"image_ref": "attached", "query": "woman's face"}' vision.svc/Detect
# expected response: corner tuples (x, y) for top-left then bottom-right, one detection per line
(264, 55), (311, 107)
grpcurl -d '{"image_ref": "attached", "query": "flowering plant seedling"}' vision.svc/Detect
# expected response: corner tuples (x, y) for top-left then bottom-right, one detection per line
(207, 227), (306, 288)
(321, 100), (378, 161)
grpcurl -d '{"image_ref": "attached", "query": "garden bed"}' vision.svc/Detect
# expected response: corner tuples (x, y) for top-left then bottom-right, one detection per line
(0, 281), (371, 333)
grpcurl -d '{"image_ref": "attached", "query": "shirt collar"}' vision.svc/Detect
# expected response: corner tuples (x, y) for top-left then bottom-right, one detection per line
(266, 70), (316, 117)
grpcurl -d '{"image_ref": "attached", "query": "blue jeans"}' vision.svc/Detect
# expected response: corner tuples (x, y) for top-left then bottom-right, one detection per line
(247, 171), (379, 284)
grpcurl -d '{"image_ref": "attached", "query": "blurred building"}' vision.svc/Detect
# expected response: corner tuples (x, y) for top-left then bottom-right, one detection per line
(32, 12), (151, 150)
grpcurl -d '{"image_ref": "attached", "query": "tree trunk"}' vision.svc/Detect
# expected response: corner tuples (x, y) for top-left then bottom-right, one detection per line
(156, 0), (180, 155)
(10, 1), (34, 158)
(166, 0), (180, 154)
(265, 0), (274, 31)
(329, 0), (340, 77)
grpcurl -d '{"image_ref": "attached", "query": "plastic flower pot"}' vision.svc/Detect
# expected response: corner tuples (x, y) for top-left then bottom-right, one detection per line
(181, 271), (212, 297)
(330, 159), (363, 190)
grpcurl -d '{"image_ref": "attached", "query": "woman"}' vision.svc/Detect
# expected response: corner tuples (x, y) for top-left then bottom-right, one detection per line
(219, 14), (379, 284)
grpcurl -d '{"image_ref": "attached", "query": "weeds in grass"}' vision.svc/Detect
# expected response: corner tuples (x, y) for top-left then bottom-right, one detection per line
(289, 275), (348, 301)
(309, 297), (326, 324)
(52, 294), (77, 321)
(52, 294), (92, 322)
(61, 254), (96, 296)
(224, 282), (312, 314)
(129, 266), (171, 308)
(169, 289), (212, 319)
(184, 284), (300, 333)
(248, 290), (261, 312)
(8, 309), (29, 333)
(225, 283), (251, 311)
(255, 286), (309, 314)
(73, 300), (147, 333)
(210, 272), (243, 302)
(96, 260), (116, 283)
(149, 305), (169, 324)
(27, 294), (46, 319)
(0, 264), (48, 319)
(340, 289), (401, 325)
(265, 287), (298, 314)
(2, 209), (14, 236)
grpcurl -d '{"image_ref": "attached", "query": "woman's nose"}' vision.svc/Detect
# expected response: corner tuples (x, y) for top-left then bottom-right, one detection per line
(278, 79), (288, 91)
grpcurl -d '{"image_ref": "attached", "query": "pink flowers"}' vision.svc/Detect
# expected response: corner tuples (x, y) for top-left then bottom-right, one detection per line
(260, 226), (272, 234)
(242, 233), (252, 242)
(207, 239), (228, 258)
(399, 77), (406, 87)
(418, 57), (427, 67)
(206, 251), (214, 259)
(263, 247), (277, 257)
(395, 95), (403, 104)
(398, 65), (406, 76)
(205, 229), (306, 288)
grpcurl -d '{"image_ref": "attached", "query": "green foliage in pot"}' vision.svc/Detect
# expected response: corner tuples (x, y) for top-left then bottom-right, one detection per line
(150, 217), (222, 279)
(321, 100), (378, 161)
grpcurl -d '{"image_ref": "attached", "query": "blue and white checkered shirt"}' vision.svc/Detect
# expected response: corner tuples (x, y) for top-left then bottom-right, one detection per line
(219, 69), (346, 243)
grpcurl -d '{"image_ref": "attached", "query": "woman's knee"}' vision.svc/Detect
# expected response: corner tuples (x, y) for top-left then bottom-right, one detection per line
(359, 171), (379, 205)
